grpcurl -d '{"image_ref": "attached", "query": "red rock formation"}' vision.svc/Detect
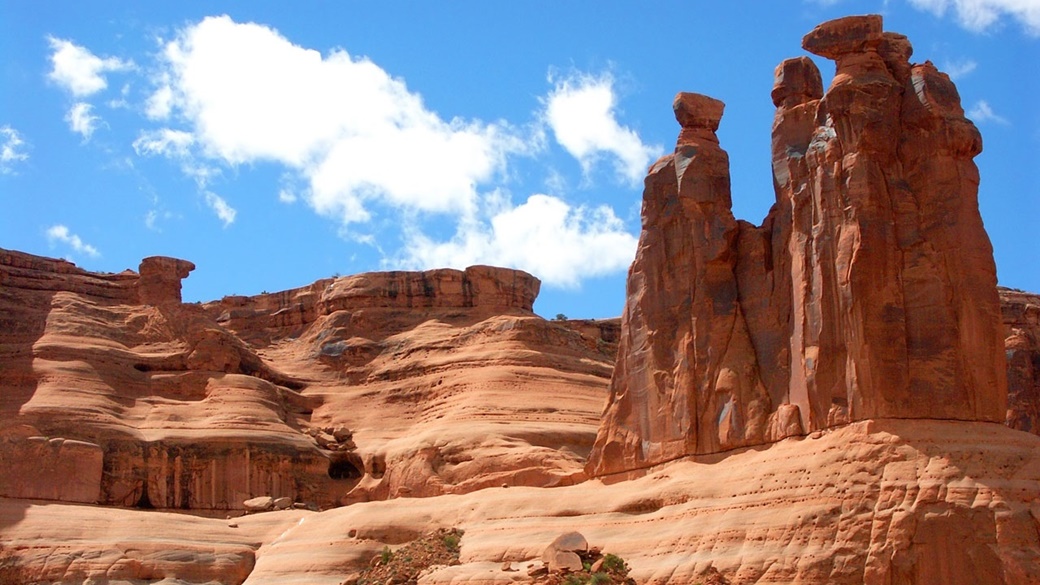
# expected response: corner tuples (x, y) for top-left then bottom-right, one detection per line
(138, 256), (195, 305)
(3, 418), (1038, 584)
(0, 247), (613, 511)
(588, 15), (1006, 476)
(1002, 287), (1040, 434)
(203, 265), (540, 346)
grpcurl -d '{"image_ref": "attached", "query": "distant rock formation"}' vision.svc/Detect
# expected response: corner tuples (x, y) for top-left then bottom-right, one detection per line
(138, 256), (195, 305)
(1002, 287), (1040, 434)
(588, 15), (1007, 476)
(203, 266), (540, 345)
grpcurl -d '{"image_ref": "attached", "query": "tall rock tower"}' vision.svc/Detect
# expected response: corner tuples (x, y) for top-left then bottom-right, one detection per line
(588, 15), (1006, 477)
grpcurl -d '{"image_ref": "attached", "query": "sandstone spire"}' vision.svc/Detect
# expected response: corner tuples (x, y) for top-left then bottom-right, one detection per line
(587, 15), (1006, 477)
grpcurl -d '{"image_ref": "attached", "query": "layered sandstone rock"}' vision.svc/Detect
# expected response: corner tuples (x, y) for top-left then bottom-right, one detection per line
(202, 265), (540, 346)
(0, 247), (614, 511)
(588, 14), (1006, 476)
(1, 14), (1037, 585)
(3, 419), (1038, 584)
(1002, 287), (1040, 434)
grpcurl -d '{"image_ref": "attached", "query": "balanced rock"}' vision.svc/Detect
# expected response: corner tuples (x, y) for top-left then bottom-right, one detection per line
(588, 14), (1006, 476)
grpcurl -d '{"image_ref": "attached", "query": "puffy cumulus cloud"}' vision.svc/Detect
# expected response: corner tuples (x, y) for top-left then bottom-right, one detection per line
(47, 37), (133, 97)
(396, 193), (638, 288)
(0, 125), (29, 174)
(46, 224), (99, 257)
(146, 15), (532, 224)
(126, 16), (641, 288)
(544, 72), (661, 185)
(65, 102), (100, 139)
(907, 0), (1040, 34)
(967, 100), (1010, 124)
(204, 192), (237, 226)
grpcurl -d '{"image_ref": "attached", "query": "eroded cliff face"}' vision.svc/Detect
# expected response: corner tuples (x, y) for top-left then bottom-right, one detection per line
(1003, 288), (1040, 434)
(0, 248), (615, 511)
(588, 15), (1007, 477)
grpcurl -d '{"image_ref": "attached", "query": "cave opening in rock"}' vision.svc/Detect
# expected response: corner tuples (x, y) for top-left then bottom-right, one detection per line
(328, 458), (363, 480)
(135, 483), (155, 509)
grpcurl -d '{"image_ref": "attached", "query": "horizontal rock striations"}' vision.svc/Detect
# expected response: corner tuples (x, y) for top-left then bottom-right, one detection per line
(0, 248), (614, 511)
(588, 15), (1007, 476)
(203, 265), (539, 346)
(3, 419), (1038, 584)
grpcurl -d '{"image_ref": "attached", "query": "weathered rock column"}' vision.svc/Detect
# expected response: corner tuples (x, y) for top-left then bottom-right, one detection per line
(138, 256), (195, 305)
(588, 14), (1007, 478)
(588, 94), (774, 476)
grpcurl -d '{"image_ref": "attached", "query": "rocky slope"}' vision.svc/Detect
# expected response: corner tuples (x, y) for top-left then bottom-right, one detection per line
(1, 14), (1039, 585)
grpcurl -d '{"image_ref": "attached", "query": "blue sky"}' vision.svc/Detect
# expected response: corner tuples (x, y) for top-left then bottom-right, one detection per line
(1, 1), (1037, 319)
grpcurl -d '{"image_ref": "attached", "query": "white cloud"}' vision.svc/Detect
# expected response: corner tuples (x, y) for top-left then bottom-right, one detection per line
(47, 37), (133, 97)
(45, 224), (99, 257)
(205, 191), (237, 226)
(544, 72), (661, 185)
(65, 102), (100, 138)
(145, 83), (174, 119)
(395, 194), (638, 288)
(967, 99), (1010, 124)
(907, 0), (1040, 34)
(942, 58), (978, 79)
(146, 15), (534, 225)
(0, 126), (29, 174)
(107, 84), (132, 109)
(144, 209), (176, 231)
(125, 16), (643, 289)
(133, 128), (195, 157)
(133, 128), (219, 187)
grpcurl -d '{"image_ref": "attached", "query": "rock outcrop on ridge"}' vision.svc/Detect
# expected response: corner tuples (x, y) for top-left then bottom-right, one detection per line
(588, 15), (1007, 476)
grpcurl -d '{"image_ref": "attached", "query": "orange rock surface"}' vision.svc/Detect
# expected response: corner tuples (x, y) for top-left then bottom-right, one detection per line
(2, 420), (1038, 584)
(588, 14), (1006, 477)
(1003, 287), (1040, 435)
(0, 248), (616, 511)
(2, 14), (1039, 585)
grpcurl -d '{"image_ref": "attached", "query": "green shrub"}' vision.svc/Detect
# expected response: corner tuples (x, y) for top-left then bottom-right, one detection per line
(379, 545), (393, 565)
(442, 533), (461, 552)
(602, 553), (627, 574)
